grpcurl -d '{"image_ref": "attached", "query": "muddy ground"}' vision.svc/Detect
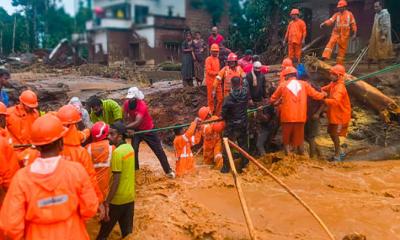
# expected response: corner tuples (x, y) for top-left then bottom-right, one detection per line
(6, 62), (400, 239)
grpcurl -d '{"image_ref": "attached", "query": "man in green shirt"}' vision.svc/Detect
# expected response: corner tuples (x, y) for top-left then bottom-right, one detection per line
(88, 96), (123, 125)
(97, 122), (135, 240)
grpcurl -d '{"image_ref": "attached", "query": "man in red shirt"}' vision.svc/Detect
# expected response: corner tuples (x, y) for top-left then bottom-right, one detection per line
(208, 26), (224, 48)
(123, 87), (175, 178)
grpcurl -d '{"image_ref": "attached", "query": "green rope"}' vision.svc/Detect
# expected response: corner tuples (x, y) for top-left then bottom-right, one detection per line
(135, 62), (400, 135)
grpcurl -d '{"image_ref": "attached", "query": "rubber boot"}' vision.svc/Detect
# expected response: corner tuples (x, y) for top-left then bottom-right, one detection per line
(220, 158), (230, 173)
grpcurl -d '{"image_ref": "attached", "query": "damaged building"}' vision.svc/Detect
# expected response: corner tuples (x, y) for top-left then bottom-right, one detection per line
(86, 0), (229, 65)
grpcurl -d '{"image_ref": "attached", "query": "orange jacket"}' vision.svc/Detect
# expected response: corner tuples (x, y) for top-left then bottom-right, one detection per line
(214, 65), (245, 96)
(201, 116), (221, 146)
(324, 10), (357, 37)
(85, 140), (115, 199)
(6, 104), (39, 145)
(285, 19), (307, 44)
(322, 79), (351, 125)
(62, 126), (103, 203)
(0, 129), (20, 206)
(205, 56), (220, 86)
(18, 147), (40, 167)
(0, 158), (98, 240)
(270, 78), (325, 123)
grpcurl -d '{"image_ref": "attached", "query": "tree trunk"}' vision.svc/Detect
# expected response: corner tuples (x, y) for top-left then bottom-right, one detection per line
(305, 56), (400, 123)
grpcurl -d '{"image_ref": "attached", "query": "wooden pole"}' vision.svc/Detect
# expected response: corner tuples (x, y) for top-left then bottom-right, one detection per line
(228, 140), (336, 240)
(222, 138), (257, 240)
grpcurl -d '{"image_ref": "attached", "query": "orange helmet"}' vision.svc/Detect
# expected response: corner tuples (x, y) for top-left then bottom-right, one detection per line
(282, 58), (293, 68)
(212, 120), (225, 133)
(282, 66), (298, 77)
(198, 106), (211, 121)
(337, 0), (347, 8)
(290, 9), (300, 15)
(0, 102), (8, 115)
(330, 64), (346, 76)
(19, 90), (38, 108)
(31, 114), (68, 146)
(227, 53), (238, 62)
(91, 121), (109, 141)
(57, 104), (82, 125)
(210, 43), (220, 52)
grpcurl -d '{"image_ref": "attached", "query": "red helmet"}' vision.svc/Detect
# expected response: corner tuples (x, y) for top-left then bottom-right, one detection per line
(57, 104), (82, 125)
(330, 64), (346, 76)
(91, 121), (109, 141)
(31, 114), (68, 146)
(19, 90), (38, 108)
(227, 53), (238, 62)
(282, 66), (298, 77)
(198, 106), (211, 121)
(290, 9), (300, 15)
(337, 0), (347, 8)
(282, 58), (293, 68)
(0, 102), (8, 115)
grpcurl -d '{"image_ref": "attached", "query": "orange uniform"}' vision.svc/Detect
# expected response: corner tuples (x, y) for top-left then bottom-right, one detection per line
(6, 104), (39, 145)
(0, 128), (19, 206)
(201, 116), (223, 168)
(322, 10), (357, 64)
(322, 78), (351, 135)
(285, 19), (307, 62)
(214, 65), (246, 98)
(62, 125), (103, 202)
(85, 140), (115, 199)
(173, 121), (201, 177)
(205, 55), (222, 115)
(18, 147), (40, 166)
(0, 158), (98, 240)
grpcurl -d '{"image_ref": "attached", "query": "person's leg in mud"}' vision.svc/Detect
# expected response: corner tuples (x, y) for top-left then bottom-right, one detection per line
(118, 202), (135, 238)
(305, 120), (319, 158)
(142, 132), (173, 174)
(132, 135), (143, 170)
(293, 123), (305, 155)
(237, 122), (249, 172)
(281, 122), (292, 155)
(96, 204), (125, 240)
(221, 125), (235, 173)
(328, 124), (341, 160)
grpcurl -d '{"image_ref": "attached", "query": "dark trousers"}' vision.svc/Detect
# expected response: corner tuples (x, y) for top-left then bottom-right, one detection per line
(222, 122), (249, 170)
(96, 202), (135, 240)
(132, 132), (171, 173)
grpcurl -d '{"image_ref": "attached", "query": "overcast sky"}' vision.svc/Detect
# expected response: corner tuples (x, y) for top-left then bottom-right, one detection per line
(0, 0), (76, 16)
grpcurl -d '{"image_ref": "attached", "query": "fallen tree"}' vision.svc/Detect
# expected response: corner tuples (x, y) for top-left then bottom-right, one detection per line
(304, 56), (400, 123)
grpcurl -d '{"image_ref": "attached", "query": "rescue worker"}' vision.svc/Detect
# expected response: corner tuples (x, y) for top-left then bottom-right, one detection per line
(221, 77), (250, 173)
(208, 26), (225, 48)
(123, 87), (175, 178)
(238, 49), (253, 69)
(284, 9), (307, 63)
(320, 0), (357, 64)
(6, 90), (39, 145)
(0, 102), (19, 206)
(321, 64), (351, 161)
(368, 1), (394, 66)
(0, 114), (98, 240)
(0, 69), (10, 106)
(205, 44), (222, 115)
(173, 118), (201, 177)
(96, 122), (135, 240)
(243, 55), (270, 74)
(213, 53), (246, 99)
(270, 67), (326, 155)
(198, 106), (224, 169)
(86, 121), (115, 199)
(279, 58), (294, 85)
(88, 95), (123, 125)
(57, 105), (103, 203)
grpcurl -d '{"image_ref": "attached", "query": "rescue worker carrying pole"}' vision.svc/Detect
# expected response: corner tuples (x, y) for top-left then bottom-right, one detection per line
(0, 114), (99, 240)
(213, 53), (246, 100)
(284, 9), (307, 64)
(205, 44), (222, 115)
(320, 0), (357, 64)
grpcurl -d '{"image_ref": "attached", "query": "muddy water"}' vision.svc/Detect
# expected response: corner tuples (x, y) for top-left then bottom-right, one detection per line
(86, 143), (400, 240)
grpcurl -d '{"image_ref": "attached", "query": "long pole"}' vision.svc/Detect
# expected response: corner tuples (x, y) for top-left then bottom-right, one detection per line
(223, 138), (257, 240)
(228, 140), (335, 240)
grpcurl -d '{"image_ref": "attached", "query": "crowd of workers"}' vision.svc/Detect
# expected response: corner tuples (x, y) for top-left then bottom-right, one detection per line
(0, 0), (395, 239)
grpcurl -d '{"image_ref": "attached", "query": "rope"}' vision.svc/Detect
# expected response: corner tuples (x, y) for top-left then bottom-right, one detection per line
(134, 63), (400, 135)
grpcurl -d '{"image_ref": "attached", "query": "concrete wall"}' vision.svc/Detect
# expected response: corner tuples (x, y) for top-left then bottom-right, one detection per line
(107, 30), (131, 63)
(137, 28), (156, 48)
(94, 31), (108, 54)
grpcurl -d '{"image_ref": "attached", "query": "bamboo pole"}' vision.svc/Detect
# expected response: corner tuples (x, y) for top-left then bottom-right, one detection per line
(228, 140), (335, 240)
(223, 138), (257, 240)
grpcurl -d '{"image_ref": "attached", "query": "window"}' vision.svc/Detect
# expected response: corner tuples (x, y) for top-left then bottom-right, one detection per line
(135, 5), (149, 24)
